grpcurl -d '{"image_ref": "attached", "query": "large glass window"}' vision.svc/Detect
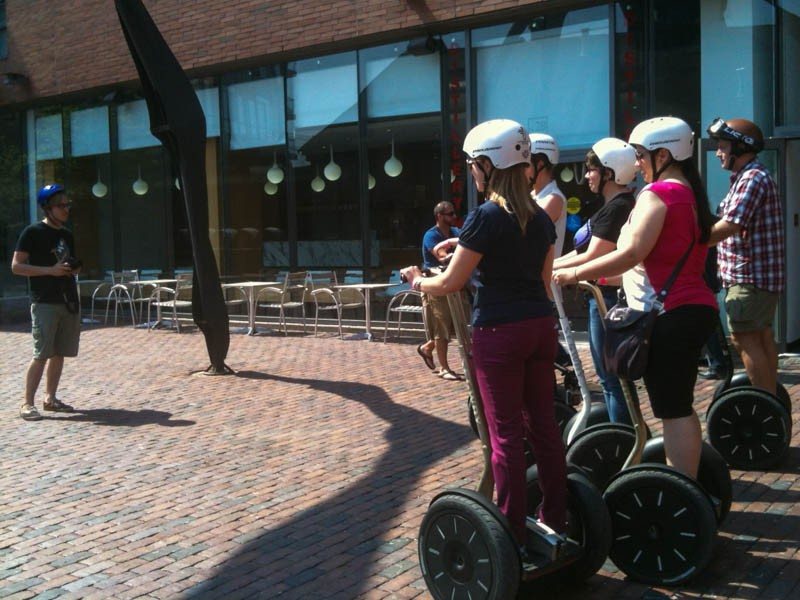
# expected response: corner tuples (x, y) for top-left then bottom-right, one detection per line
(700, 0), (775, 134)
(0, 111), (26, 299)
(288, 52), (360, 268)
(778, 0), (800, 127)
(224, 67), (287, 276)
(472, 6), (610, 149)
(361, 40), (443, 275)
(0, 0), (7, 59)
(66, 105), (113, 278)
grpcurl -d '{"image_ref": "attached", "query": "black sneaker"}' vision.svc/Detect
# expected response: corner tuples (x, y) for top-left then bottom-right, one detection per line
(698, 369), (723, 380)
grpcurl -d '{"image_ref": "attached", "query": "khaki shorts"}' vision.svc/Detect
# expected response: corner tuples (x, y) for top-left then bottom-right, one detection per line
(31, 302), (81, 360)
(724, 284), (778, 333)
(422, 293), (454, 340)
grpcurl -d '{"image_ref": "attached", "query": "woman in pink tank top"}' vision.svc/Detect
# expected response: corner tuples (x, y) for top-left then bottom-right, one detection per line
(554, 117), (718, 481)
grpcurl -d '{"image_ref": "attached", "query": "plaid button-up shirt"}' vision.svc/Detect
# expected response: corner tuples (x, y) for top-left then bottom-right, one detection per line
(717, 159), (785, 292)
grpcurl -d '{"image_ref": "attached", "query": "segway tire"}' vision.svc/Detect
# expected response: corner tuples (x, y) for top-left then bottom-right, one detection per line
(561, 402), (610, 444)
(641, 438), (732, 525)
(706, 388), (792, 470)
(419, 492), (520, 600)
(604, 466), (717, 586)
(565, 424), (636, 491)
(525, 466), (612, 583)
(715, 374), (792, 415)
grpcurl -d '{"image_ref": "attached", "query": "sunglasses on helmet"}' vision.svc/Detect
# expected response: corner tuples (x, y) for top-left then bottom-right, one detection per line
(707, 117), (757, 147)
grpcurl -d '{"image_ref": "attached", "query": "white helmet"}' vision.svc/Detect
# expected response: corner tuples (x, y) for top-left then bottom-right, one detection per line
(628, 116), (695, 161)
(591, 137), (637, 185)
(529, 133), (559, 165)
(463, 119), (530, 169)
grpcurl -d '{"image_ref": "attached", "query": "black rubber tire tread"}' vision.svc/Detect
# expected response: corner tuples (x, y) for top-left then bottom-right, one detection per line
(565, 424), (636, 491)
(419, 494), (520, 600)
(562, 402), (610, 444)
(641, 438), (733, 525)
(604, 467), (717, 586)
(525, 467), (612, 584)
(706, 388), (791, 470)
(717, 374), (792, 415)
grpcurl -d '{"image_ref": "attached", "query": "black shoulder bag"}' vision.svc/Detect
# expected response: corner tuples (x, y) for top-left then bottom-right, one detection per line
(602, 239), (695, 380)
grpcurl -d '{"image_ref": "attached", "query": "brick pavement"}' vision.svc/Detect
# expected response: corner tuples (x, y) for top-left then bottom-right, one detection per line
(0, 321), (798, 599)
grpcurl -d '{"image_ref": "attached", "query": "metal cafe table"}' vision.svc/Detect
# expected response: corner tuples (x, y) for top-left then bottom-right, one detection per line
(221, 281), (280, 335)
(334, 282), (394, 341)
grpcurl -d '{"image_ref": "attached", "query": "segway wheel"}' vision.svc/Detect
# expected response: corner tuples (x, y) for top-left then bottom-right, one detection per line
(604, 466), (717, 586)
(716, 374), (792, 415)
(706, 388), (792, 470)
(565, 424), (635, 491)
(526, 466), (612, 583)
(641, 438), (732, 525)
(419, 493), (520, 600)
(561, 402), (610, 444)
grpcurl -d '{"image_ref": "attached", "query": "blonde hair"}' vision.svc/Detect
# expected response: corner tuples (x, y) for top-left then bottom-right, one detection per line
(486, 163), (537, 233)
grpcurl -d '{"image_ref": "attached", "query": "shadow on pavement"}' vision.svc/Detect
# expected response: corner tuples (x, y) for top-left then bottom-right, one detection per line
(57, 408), (195, 427)
(183, 369), (476, 599)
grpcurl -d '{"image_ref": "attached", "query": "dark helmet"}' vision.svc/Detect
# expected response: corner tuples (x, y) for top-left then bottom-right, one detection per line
(707, 117), (764, 154)
(37, 183), (66, 207)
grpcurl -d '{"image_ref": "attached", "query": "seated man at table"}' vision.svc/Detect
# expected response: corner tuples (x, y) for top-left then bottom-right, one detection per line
(417, 201), (462, 381)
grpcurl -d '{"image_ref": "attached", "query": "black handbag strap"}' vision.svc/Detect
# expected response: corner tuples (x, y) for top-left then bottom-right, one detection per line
(656, 237), (695, 303)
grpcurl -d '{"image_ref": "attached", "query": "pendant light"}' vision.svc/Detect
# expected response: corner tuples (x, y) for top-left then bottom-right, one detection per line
(310, 165), (325, 192)
(91, 170), (108, 198)
(368, 173), (376, 190)
(267, 152), (285, 184)
(132, 166), (149, 196)
(384, 136), (403, 177)
(263, 181), (278, 196)
(559, 165), (574, 183)
(323, 145), (341, 181)
(175, 177), (181, 190)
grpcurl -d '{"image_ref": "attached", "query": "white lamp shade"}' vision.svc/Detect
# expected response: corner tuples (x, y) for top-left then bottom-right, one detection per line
(384, 137), (403, 177)
(175, 177), (181, 190)
(92, 171), (108, 198)
(264, 181), (278, 195)
(311, 174), (326, 192)
(267, 152), (285, 184)
(368, 173), (376, 190)
(324, 146), (341, 181)
(132, 167), (149, 196)
(92, 181), (108, 198)
(560, 166), (574, 183)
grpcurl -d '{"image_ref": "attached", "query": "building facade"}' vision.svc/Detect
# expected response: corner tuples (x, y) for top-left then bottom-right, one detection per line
(0, 0), (797, 345)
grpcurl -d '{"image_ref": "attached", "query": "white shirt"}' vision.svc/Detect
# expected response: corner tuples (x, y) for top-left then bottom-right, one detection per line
(533, 179), (567, 257)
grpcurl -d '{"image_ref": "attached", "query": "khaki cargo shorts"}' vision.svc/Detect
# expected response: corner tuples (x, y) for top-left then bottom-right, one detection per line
(724, 284), (778, 333)
(31, 302), (81, 360)
(422, 293), (455, 340)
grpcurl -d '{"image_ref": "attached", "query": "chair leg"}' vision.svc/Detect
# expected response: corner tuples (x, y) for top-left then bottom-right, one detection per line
(314, 306), (319, 337)
(280, 306), (287, 335)
(337, 305), (344, 340)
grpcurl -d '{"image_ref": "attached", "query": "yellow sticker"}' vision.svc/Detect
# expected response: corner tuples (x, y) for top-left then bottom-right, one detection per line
(566, 196), (581, 215)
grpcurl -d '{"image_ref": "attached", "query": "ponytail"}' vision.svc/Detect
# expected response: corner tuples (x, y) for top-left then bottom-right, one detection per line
(677, 158), (714, 244)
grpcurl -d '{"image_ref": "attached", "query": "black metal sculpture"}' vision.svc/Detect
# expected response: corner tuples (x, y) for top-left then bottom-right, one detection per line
(115, 0), (231, 374)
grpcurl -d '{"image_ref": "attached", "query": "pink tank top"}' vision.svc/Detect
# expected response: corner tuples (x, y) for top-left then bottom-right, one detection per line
(620, 181), (717, 312)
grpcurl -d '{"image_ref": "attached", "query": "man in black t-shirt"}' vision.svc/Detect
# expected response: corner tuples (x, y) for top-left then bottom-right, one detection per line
(12, 184), (81, 421)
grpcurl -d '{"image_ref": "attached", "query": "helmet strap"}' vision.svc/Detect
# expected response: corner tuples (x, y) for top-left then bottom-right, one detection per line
(475, 160), (493, 192)
(652, 151), (673, 182)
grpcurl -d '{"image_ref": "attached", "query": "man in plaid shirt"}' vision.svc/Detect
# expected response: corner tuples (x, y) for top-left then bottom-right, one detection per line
(707, 117), (785, 396)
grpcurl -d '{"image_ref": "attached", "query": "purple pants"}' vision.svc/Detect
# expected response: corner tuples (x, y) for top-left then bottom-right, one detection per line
(472, 316), (567, 543)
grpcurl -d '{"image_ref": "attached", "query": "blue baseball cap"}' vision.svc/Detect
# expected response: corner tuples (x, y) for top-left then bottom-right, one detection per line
(37, 184), (66, 207)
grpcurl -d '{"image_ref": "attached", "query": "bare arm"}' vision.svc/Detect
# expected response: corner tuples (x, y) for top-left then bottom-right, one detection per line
(11, 251), (72, 278)
(707, 219), (742, 246)
(401, 244), (482, 295)
(542, 244), (554, 300)
(552, 191), (666, 285)
(553, 237), (616, 270)
(537, 193), (564, 224)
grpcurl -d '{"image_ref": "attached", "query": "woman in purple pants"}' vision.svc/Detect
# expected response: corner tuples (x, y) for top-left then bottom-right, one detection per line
(402, 119), (567, 550)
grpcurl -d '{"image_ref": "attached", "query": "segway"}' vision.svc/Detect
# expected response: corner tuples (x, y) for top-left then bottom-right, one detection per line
(559, 283), (730, 585)
(704, 316), (792, 470)
(418, 289), (612, 599)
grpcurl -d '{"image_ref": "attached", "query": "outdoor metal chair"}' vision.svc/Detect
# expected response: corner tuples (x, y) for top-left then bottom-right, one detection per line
(308, 270), (365, 339)
(90, 270), (139, 326)
(254, 271), (308, 335)
(146, 272), (193, 332)
(383, 270), (425, 342)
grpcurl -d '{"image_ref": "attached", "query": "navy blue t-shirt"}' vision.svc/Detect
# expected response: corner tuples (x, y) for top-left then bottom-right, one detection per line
(422, 225), (460, 269)
(458, 202), (555, 326)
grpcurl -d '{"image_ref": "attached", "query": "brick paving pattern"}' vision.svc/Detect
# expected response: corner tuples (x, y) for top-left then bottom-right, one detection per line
(0, 321), (798, 599)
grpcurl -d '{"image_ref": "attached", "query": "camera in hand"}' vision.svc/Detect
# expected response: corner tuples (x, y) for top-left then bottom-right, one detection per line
(64, 257), (82, 270)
